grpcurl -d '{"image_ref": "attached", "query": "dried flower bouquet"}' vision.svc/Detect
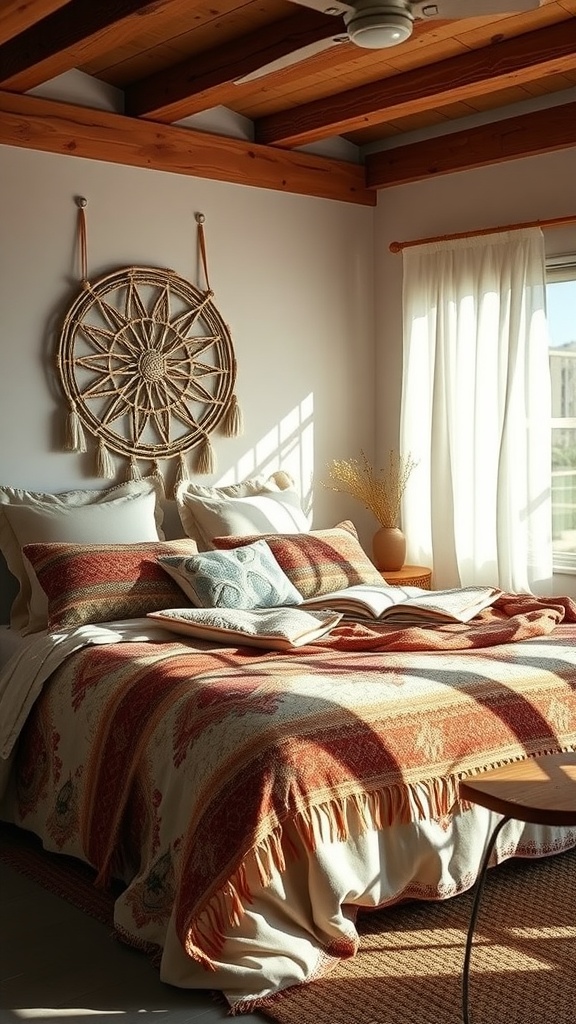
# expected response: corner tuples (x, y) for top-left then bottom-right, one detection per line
(326, 450), (417, 529)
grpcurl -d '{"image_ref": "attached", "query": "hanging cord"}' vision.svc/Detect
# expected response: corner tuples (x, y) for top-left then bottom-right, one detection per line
(194, 211), (244, 440)
(76, 196), (89, 284)
(195, 212), (213, 295)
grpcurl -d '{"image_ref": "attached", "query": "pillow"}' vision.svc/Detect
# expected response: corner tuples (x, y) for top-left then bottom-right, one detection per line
(177, 489), (309, 551)
(175, 474), (282, 545)
(22, 539), (198, 631)
(175, 472), (306, 549)
(214, 522), (383, 600)
(0, 477), (165, 633)
(148, 606), (342, 651)
(158, 540), (303, 610)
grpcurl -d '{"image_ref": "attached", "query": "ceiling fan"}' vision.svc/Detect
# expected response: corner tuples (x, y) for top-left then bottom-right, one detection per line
(236, 0), (540, 82)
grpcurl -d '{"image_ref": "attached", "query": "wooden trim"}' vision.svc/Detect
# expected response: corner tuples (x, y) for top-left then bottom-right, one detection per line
(0, 91), (375, 206)
(255, 21), (576, 148)
(365, 101), (576, 190)
(389, 214), (576, 253)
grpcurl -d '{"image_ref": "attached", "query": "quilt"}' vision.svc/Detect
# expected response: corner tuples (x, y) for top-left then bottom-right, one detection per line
(1, 597), (576, 1010)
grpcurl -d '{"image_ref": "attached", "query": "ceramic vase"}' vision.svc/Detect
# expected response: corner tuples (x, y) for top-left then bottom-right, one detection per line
(372, 526), (406, 571)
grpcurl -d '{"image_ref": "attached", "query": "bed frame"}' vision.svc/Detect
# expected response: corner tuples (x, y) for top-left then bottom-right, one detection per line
(1, 556), (17, 626)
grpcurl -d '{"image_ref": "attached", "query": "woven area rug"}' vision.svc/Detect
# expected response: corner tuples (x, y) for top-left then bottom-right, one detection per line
(1, 821), (575, 1024)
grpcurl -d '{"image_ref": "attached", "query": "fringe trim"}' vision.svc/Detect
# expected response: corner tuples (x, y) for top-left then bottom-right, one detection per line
(221, 394), (243, 437)
(181, 748), (576, 972)
(95, 437), (114, 478)
(151, 459), (165, 494)
(196, 436), (215, 475)
(126, 455), (143, 482)
(174, 452), (189, 494)
(64, 401), (87, 452)
(182, 780), (450, 970)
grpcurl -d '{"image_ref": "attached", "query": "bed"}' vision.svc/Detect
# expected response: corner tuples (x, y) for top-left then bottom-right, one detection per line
(1, 476), (575, 1015)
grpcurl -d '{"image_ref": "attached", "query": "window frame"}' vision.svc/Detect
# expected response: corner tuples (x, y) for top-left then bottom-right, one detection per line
(546, 254), (576, 574)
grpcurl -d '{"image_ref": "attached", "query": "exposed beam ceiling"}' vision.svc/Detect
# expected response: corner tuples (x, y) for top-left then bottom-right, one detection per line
(0, 0), (574, 201)
(255, 20), (576, 147)
(0, 90), (375, 205)
(366, 99), (576, 187)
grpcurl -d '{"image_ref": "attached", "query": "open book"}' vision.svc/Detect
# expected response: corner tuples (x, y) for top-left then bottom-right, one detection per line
(301, 584), (501, 625)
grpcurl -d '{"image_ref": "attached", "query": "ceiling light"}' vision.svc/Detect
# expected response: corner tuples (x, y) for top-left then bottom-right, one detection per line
(345, 2), (414, 49)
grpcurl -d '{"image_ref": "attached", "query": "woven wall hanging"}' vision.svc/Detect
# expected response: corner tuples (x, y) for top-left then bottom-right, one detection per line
(56, 199), (243, 489)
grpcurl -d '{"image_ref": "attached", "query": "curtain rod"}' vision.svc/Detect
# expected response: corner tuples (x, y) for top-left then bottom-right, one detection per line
(389, 214), (576, 254)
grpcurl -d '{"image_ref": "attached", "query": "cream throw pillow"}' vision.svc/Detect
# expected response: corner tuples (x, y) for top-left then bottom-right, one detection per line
(177, 489), (310, 550)
(174, 472), (300, 548)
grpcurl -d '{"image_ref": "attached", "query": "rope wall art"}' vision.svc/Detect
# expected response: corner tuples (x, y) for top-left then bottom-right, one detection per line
(56, 198), (243, 491)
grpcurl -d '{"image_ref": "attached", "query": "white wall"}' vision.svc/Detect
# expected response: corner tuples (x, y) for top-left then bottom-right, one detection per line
(1, 135), (575, 603)
(374, 147), (576, 596)
(0, 145), (376, 545)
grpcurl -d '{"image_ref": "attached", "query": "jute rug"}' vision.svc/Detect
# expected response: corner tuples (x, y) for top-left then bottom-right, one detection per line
(1, 821), (575, 1024)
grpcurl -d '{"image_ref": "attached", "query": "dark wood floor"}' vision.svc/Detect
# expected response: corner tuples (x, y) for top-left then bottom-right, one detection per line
(0, 858), (268, 1023)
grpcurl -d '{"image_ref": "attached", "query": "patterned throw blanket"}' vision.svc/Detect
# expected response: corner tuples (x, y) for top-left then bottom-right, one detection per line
(37, 592), (570, 974)
(319, 591), (576, 651)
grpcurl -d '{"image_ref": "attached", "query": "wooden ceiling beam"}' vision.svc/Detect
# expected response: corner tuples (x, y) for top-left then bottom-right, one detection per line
(255, 20), (576, 148)
(0, 90), (375, 206)
(126, 10), (347, 123)
(0, 1), (70, 45)
(0, 0), (196, 91)
(365, 100), (576, 188)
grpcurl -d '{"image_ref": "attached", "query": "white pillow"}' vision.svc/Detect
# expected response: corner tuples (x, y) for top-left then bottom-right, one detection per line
(148, 606), (342, 650)
(0, 478), (164, 633)
(177, 490), (310, 551)
(175, 472), (298, 548)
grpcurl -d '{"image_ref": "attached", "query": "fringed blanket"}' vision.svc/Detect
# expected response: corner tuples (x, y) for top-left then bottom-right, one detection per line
(6, 598), (576, 1006)
(316, 591), (576, 651)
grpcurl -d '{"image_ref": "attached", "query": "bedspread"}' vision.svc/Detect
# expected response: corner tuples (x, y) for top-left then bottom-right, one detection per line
(3, 612), (576, 1009)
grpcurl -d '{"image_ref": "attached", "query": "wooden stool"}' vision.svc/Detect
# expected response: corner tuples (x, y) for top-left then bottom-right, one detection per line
(459, 752), (576, 1024)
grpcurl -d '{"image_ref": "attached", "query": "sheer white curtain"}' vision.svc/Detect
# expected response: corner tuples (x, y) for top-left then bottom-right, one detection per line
(400, 227), (553, 594)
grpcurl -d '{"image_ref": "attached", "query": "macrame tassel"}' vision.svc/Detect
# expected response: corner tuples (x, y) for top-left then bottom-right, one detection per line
(64, 401), (87, 452)
(95, 437), (114, 478)
(127, 455), (143, 482)
(151, 459), (166, 494)
(174, 452), (190, 489)
(196, 436), (215, 475)
(221, 394), (243, 437)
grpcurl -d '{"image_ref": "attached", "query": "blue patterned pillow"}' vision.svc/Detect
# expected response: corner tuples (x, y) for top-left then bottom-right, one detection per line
(157, 540), (303, 609)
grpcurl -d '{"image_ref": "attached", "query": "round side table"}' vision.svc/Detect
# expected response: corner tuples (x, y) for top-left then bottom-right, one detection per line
(379, 565), (432, 590)
(459, 753), (576, 1024)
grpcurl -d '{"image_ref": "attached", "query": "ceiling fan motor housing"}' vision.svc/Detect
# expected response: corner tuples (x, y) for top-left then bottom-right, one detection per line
(344, 0), (415, 47)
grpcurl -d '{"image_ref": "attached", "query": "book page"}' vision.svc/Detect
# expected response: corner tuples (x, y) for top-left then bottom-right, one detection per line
(301, 584), (500, 624)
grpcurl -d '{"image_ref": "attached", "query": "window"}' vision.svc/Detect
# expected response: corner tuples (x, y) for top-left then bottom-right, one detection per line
(547, 255), (576, 572)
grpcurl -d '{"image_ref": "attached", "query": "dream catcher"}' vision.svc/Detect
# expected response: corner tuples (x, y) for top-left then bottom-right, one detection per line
(56, 198), (243, 490)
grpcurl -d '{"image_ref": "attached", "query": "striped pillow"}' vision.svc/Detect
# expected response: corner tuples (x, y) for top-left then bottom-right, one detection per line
(22, 539), (198, 630)
(213, 522), (383, 600)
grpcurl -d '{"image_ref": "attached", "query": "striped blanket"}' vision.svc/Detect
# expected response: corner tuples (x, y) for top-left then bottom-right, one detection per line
(6, 594), (576, 1008)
